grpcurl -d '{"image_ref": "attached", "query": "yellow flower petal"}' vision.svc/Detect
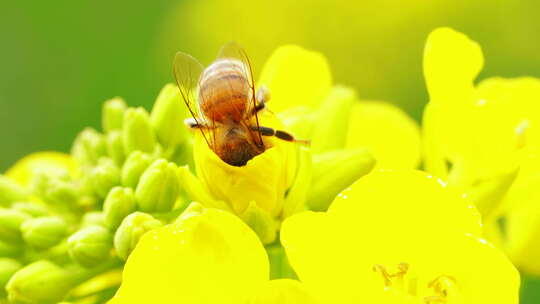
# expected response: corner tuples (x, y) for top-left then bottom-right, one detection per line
(423, 27), (483, 105)
(193, 113), (296, 217)
(281, 211), (375, 304)
(345, 102), (421, 169)
(111, 204), (269, 304)
(422, 30), (534, 181)
(5, 152), (79, 186)
(328, 170), (482, 236)
(248, 279), (317, 304)
(281, 170), (519, 304)
(258, 45), (332, 112)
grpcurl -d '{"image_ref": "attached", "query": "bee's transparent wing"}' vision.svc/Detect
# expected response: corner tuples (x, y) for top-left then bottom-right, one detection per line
(173, 52), (213, 148)
(217, 42), (256, 91)
(217, 42), (263, 146)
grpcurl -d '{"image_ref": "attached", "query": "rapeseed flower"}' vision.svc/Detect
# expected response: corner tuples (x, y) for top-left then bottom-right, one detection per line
(281, 170), (519, 304)
(422, 27), (540, 275)
(110, 170), (519, 304)
(184, 44), (421, 242)
(109, 203), (315, 304)
(0, 35), (523, 304)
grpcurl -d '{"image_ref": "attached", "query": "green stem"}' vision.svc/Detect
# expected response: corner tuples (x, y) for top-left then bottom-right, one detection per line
(265, 240), (297, 280)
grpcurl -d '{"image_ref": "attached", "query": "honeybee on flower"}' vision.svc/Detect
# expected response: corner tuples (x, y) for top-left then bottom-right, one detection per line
(174, 42), (308, 166)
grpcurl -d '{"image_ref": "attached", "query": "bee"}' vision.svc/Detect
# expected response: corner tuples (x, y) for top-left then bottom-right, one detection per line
(173, 42), (307, 166)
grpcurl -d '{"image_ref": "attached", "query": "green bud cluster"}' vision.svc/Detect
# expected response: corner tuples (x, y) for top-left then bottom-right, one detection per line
(0, 84), (192, 303)
(21, 217), (68, 249)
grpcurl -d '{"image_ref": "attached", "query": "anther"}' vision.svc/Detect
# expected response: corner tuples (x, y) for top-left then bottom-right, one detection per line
(424, 295), (446, 303)
(372, 264), (392, 287)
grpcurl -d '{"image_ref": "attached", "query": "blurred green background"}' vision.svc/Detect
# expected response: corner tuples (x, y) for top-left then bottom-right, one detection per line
(1, 0), (540, 301)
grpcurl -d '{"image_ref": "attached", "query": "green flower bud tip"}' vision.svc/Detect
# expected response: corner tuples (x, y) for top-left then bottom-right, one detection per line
(241, 201), (277, 244)
(71, 128), (107, 166)
(311, 86), (356, 154)
(0, 209), (31, 244)
(107, 131), (126, 166)
(0, 175), (28, 206)
(0, 258), (23, 296)
(6, 260), (80, 304)
(91, 159), (121, 199)
(11, 202), (50, 218)
(307, 148), (375, 211)
(81, 212), (104, 228)
(135, 159), (180, 213)
(150, 84), (188, 148)
(44, 178), (78, 206)
(114, 212), (162, 261)
(21, 217), (68, 249)
(77, 195), (99, 210)
(121, 151), (153, 188)
(103, 187), (136, 230)
(122, 107), (156, 154)
(68, 226), (113, 268)
(102, 97), (127, 133)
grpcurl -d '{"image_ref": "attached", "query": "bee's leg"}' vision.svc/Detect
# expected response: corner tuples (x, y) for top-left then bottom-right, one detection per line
(250, 126), (310, 145)
(184, 117), (209, 129)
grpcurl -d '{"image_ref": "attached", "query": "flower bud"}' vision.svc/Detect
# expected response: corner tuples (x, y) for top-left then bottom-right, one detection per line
(240, 202), (277, 244)
(81, 212), (104, 228)
(71, 128), (107, 166)
(68, 226), (113, 267)
(0, 209), (31, 243)
(311, 86), (356, 153)
(106, 131), (126, 166)
(103, 187), (136, 230)
(102, 97), (127, 132)
(0, 240), (23, 258)
(11, 202), (50, 218)
(135, 159), (180, 213)
(6, 260), (81, 304)
(0, 258), (22, 296)
(90, 159), (120, 198)
(307, 148), (375, 211)
(0, 175), (28, 206)
(122, 107), (156, 154)
(114, 212), (162, 261)
(121, 151), (152, 188)
(43, 177), (78, 206)
(21, 216), (68, 249)
(150, 84), (189, 148)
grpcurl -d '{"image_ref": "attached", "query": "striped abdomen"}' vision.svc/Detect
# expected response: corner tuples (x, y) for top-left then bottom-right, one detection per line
(198, 58), (251, 123)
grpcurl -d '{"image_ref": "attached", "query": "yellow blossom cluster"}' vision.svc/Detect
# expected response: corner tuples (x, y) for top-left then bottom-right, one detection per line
(2, 26), (536, 304)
